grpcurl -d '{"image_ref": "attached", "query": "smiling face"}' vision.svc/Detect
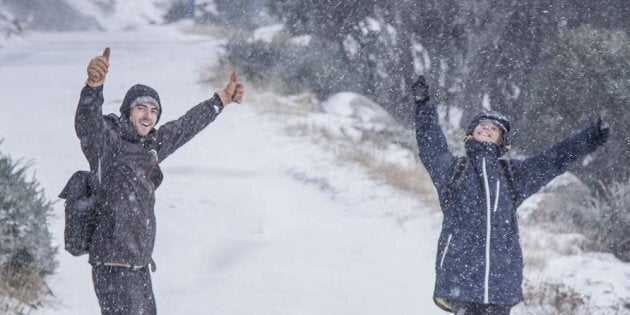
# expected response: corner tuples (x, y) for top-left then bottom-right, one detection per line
(129, 103), (159, 136)
(472, 119), (503, 145)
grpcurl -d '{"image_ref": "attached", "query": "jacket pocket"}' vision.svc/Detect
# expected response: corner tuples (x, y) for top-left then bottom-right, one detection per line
(440, 234), (453, 269)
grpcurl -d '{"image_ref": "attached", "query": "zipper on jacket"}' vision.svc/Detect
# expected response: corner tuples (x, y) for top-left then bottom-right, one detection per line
(481, 158), (500, 303)
(440, 234), (453, 269)
(481, 158), (501, 304)
(494, 181), (500, 213)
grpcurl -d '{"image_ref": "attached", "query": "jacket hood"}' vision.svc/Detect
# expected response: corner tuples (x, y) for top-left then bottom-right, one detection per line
(466, 110), (512, 150)
(120, 84), (162, 124)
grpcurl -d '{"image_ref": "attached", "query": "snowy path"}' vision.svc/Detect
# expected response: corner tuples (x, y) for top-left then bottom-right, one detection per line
(0, 25), (441, 314)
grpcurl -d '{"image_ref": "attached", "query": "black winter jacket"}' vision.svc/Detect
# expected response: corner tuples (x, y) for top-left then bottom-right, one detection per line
(75, 85), (223, 267)
(415, 99), (604, 307)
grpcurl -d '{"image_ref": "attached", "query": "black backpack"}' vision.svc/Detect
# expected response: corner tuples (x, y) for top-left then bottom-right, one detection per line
(443, 156), (516, 208)
(58, 170), (100, 256)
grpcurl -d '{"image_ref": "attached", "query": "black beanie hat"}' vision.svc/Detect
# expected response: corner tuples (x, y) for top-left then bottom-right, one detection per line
(466, 110), (512, 147)
(120, 84), (162, 123)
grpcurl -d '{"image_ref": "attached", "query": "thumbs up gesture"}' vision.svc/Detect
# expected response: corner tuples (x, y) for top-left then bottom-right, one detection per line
(217, 72), (245, 106)
(86, 47), (110, 87)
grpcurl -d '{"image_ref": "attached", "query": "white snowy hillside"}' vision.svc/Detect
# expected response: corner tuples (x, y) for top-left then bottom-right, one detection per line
(1, 0), (171, 32)
(0, 1), (629, 314)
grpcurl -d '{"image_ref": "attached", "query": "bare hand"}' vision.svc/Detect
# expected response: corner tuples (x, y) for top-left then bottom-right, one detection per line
(86, 47), (110, 87)
(217, 72), (245, 105)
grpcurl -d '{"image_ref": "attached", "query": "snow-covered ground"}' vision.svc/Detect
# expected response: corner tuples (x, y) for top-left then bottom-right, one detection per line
(0, 23), (442, 314)
(2, 10), (630, 314)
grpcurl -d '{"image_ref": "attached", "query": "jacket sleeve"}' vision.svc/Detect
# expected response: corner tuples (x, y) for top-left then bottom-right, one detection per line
(510, 122), (603, 204)
(415, 99), (457, 191)
(155, 93), (224, 161)
(75, 85), (114, 171)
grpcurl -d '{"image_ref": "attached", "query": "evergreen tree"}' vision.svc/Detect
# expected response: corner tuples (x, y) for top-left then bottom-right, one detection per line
(0, 148), (56, 313)
(223, 0), (630, 185)
(525, 25), (630, 186)
(0, 7), (22, 38)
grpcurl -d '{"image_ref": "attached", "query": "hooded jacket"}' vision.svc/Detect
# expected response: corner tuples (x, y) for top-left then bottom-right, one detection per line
(414, 99), (605, 308)
(75, 84), (224, 267)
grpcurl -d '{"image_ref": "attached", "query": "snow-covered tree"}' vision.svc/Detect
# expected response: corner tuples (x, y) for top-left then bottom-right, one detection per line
(0, 148), (56, 313)
(0, 5), (22, 40)
(525, 25), (630, 186)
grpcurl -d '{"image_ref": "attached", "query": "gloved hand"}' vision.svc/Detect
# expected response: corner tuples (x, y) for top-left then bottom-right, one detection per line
(217, 72), (245, 105)
(411, 75), (430, 104)
(86, 47), (110, 87)
(595, 117), (610, 145)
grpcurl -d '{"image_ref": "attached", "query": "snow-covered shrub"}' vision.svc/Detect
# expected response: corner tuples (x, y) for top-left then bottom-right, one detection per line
(522, 175), (630, 263)
(579, 179), (630, 262)
(518, 174), (590, 227)
(248, 89), (441, 218)
(3, 0), (102, 31)
(224, 33), (360, 101)
(522, 281), (589, 315)
(0, 7), (22, 40)
(163, 0), (196, 23)
(209, 0), (269, 30)
(0, 149), (56, 313)
(525, 25), (630, 188)
(169, 0), (270, 30)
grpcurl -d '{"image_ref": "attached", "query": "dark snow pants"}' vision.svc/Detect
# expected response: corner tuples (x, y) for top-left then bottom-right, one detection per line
(92, 265), (156, 315)
(450, 301), (512, 315)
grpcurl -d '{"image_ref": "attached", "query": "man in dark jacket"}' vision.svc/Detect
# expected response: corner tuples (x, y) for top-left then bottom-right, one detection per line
(411, 76), (609, 314)
(76, 47), (244, 314)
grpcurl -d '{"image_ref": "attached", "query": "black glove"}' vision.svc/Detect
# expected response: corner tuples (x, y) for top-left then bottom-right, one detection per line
(411, 75), (430, 104)
(595, 117), (610, 145)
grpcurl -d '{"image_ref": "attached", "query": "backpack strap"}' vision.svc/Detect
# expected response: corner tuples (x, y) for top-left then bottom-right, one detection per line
(444, 157), (517, 207)
(499, 159), (517, 203)
(443, 156), (468, 208)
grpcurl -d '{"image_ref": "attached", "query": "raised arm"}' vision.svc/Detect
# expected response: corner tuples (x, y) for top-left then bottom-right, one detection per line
(510, 119), (609, 205)
(155, 95), (224, 160)
(75, 48), (113, 170)
(156, 72), (245, 161)
(412, 76), (456, 189)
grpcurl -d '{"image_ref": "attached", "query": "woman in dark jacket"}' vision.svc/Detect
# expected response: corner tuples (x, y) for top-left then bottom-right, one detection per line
(76, 48), (244, 314)
(411, 76), (609, 314)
